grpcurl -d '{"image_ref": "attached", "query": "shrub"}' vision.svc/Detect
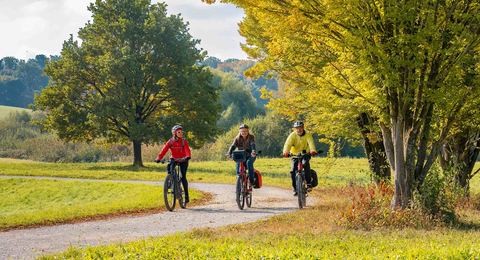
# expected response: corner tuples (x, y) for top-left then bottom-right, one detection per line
(339, 183), (443, 230)
(414, 165), (461, 223)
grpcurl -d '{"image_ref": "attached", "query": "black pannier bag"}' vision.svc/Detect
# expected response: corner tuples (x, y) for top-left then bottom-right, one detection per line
(310, 169), (318, 187)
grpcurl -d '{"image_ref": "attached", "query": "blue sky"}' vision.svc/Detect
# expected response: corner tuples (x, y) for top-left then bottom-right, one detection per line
(0, 0), (247, 60)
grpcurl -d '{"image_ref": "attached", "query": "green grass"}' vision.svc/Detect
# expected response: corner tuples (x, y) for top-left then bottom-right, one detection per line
(44, 186), (480, 259)
(2, 158), (479, 258)
(0, 178), (201, 230)
(44, 230), (480, 259)
(0, 157), (371, 189)
(0, 105), (31, 120)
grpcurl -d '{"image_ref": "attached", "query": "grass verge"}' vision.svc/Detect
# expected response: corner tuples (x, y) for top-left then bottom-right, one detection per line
(0, 178), (205, 231)
(43, 187), (480, 259)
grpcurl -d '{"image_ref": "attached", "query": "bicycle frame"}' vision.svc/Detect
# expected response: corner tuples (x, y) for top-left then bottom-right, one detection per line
(234, 158), (252, 210)
(291, 152), (310, 209)
(163, 159), (186, 211)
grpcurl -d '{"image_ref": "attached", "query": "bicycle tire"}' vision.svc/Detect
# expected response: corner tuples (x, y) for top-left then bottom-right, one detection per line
(178, 177), (186, 209)
(236, 175), (245, 210)
(296, 173), (306, 209)
(164, 174), (176, 211)
(246, 180), (252, 208)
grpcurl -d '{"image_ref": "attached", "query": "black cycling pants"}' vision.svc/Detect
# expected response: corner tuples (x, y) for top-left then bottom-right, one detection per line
(290, 157), (311, 190)
(168, 160), (189, 200)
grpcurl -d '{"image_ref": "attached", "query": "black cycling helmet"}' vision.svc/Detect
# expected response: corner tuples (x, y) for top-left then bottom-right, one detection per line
(239, 124), (249, 129)
(171, 124), (183, 134)
(293, 121), (304, 128)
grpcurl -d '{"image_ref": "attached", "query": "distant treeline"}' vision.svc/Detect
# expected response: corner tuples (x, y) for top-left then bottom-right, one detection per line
(0, 55), (277, 109)
(0, 55), (57, 108)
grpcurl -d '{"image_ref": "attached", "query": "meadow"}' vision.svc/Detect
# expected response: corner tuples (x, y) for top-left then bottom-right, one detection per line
(0, 157), (371, 188)
(2, 158), (480, 258)
(0, 105), (30, 120)
(44, 181), (480, 259)
(0, 177), (202, 230)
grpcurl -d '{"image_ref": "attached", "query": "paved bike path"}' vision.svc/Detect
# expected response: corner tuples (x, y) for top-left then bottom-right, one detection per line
(0, 177), (305, 259)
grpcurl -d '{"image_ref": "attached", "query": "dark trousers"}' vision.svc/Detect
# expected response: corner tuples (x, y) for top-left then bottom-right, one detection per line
(291, 157), (311, 191)
(168, 160), (189, 200)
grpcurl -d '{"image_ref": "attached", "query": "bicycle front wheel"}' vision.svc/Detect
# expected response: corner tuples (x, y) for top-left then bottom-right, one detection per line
(246, 180), (252, 208)
(178, 178), (186, 209)
(164, 174), (176, 211)
(296, 174), (306, 209)
(236, 176), (245, 210)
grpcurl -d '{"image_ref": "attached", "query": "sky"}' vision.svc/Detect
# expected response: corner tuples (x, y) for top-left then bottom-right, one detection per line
(0, 0), (247, 61)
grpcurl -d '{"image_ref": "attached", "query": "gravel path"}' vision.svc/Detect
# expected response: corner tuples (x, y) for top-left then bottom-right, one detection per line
(0, 176), (305, 259)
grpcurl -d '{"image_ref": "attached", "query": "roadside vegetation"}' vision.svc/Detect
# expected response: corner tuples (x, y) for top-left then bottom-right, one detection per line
(44, 183), (480, 259)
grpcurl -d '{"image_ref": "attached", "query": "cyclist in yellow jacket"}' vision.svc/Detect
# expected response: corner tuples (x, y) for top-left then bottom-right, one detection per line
(282, 121), (318, 196)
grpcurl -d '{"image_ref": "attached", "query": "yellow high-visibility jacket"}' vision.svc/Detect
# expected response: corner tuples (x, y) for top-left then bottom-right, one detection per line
(283, 131), (317, 155)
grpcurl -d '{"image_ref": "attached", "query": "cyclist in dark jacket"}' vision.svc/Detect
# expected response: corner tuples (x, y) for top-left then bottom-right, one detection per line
(228, 124), (257, 185)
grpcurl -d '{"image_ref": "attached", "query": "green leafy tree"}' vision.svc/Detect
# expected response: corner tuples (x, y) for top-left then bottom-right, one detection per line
(207, 0), (480, 208)
(35, 0), (219, 166)
(211, 69), (261, 131)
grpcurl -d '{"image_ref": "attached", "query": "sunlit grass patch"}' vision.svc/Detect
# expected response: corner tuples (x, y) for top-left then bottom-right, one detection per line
(0, 158), (372, 189)
(0, 178), (202, 230)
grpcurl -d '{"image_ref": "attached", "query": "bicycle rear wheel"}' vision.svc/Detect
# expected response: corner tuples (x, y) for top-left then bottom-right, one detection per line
(236, 176), (245, 210)
(296, 174), (306, 209)
(164, 174), (176, 211)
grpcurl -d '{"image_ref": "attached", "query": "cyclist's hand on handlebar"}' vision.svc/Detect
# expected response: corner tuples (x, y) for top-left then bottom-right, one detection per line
(155, 159), (166, 164)
(310, 151), (318, 156)
(282, 151), (290, 158)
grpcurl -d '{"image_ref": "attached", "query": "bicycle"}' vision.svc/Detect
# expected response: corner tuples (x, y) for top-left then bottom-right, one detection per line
(161, 158), (187, 211)
(230, 150), (254, 210)
(288, 150), (316, 209)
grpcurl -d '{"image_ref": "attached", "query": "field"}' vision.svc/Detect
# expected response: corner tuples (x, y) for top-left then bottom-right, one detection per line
(0, 105), (30, 120)
(0, 157), (371, 189)
(1, 158), (480, 258)
(44, 178), (480, 259)
(0, 177), (202, 230)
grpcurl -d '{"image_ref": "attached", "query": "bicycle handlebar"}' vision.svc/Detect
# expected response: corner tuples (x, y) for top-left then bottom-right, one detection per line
(284, 150), (323, 158)
(155, 157), (190, 164)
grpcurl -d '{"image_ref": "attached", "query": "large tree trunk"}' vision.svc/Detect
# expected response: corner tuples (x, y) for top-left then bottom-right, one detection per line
(391, 118), (411, 208)
(357, 113), (391, 183)
(133, 140), (144, 167)
(440, 130), (480, 194)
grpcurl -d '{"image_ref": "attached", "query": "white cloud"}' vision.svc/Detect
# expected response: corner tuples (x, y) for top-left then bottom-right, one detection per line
(0, 0), (247, 60)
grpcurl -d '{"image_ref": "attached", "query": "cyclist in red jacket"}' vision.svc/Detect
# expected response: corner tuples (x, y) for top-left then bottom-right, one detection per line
(155, 125), (192, 203)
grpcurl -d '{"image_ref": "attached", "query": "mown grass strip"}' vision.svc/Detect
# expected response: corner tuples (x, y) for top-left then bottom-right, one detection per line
(0, 158), (372, 189)
(0, 178), (202, 230)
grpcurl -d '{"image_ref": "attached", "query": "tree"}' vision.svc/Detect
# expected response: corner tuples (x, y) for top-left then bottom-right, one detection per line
(35, 0), (219, 166)
(208, 0), (480, 208)
(440, 96), (480, 193)
(1, 55), (50, 107)
(210, 69), (261, 131)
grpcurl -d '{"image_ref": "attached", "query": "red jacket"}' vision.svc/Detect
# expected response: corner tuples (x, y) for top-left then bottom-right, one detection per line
(156, 137), (191, 160)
